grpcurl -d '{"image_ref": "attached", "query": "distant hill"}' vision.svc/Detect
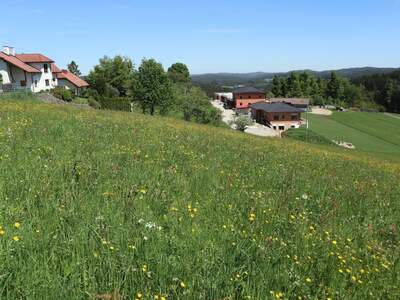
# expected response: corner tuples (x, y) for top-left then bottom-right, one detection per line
(192, 67), (399, 87)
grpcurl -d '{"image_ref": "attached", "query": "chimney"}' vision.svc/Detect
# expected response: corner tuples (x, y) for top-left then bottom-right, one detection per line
(2, 46), (15, 56)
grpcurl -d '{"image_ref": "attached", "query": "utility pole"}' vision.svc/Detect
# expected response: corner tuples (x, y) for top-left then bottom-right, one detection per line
(306, 105), (309, 142)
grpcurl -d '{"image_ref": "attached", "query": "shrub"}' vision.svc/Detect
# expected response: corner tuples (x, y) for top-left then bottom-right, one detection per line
(88, 98), (101, 109)
(51, 87), (74, 102)
(96, 97), (132, 111)
(232, 116), (253, 131)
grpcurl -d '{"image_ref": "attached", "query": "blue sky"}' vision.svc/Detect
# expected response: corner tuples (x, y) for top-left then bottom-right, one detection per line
(1, 0), (399, 74)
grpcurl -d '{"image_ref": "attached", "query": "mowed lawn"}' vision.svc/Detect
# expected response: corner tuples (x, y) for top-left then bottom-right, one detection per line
(0, 99), (399, 299)
(308, 111), (400, 157)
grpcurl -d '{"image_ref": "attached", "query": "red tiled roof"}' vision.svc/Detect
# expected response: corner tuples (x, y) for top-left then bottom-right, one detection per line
(51, 63), (62, 73)
(16, 53), (54, 63)
(57, 70), (89, 88)
(0, 52), (41, 73)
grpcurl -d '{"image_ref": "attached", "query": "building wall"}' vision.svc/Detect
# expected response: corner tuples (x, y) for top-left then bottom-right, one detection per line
(0, 59), (11, 85)
(28, 62), (55, 92)
(234, 92), (265, 109)
(252, 110), (302, 130)
(58, 79), (79, 95)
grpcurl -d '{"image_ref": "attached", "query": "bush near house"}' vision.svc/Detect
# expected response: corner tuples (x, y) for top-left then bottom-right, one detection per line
(51, 87), (74, 102)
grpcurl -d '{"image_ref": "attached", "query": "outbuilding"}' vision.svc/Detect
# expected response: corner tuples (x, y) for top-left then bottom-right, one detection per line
(250, 102), (304, 131)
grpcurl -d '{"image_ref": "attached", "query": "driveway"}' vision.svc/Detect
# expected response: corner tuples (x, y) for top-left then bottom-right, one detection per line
(211, 100), (280, 137)
(211, 100), (235, 126)
(245, 123), (280, 137)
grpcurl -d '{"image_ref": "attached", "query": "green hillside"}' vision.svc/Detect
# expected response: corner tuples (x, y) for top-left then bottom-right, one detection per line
(0, 99), (399, 299)
(308, 111), (400, 158)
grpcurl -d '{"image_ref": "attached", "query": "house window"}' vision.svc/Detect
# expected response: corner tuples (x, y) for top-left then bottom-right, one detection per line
(248, 95), (251, 99)
(273, 115), (279, 121)
(281, 114), (285, 120)
(240, 102), (243, 106)
(20, 80), (27, 87)
(34, 80), (38, 87)
(45, 79), (50, 86)
(44, 64), (49, 73)
(240, 96), (243, 99)
(291, 114), (298, 120)
(52, 78), (56, 82)
(279, 126), (285, 130)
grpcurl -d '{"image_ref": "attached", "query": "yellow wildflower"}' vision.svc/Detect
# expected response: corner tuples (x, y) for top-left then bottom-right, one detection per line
(249, 213), (256, 222)
(306, 277), (312, 283)
(180, 281), (186, 288)
(13, 235), (20, 241)
(332, 240), (337, 245)
(0, 229), (5, 236)
(14, 222), (21, 229)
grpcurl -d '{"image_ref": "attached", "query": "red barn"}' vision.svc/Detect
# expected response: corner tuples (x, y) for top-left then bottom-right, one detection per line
(233, 87), (266, 110)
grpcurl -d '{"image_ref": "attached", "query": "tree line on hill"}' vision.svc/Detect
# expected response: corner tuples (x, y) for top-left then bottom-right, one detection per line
(81, 56), (222, 126)
(353, 70), (400, 113)
(270, 71), (400, 112)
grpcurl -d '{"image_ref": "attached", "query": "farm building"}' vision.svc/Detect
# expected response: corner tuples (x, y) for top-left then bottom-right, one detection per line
(214, 92), (233, 102)
(0, 46), (88, 93)
(233, 87), (266, 110)
(269, 98), (310, 110)
(250, 102), (304, 131)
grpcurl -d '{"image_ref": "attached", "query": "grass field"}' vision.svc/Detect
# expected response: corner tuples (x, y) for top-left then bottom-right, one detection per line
(0, 99), (399, 299)
(307, 111), (400, 159)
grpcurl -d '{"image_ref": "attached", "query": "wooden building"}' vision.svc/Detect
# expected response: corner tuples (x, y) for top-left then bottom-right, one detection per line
(232, 87), (266, 110)
(250, 102), (304, 131)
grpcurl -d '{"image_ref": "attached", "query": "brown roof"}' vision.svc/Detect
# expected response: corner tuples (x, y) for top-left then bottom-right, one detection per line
(269, 98), (310, 105)
(51, 63), (62, 73)
(16, 53), (54, 63)
(0, 52), (41, 73)
(57, 70), (89, 88)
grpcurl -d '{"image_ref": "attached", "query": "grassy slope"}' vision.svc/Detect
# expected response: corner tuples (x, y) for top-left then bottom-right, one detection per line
(308, 111), (400, 157)
(0, 100), (399, 299)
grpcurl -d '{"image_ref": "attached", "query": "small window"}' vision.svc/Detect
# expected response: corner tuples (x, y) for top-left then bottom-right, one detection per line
(273, 115), (279, 121)
(240, 96), (243, 99)
(45, 79), (50, 86)
(20, 80), (27, 87)
(34, 80), (38, 87)
(259, 95), (262, 98)
(240, 102), (243, 106)
(291, 114), (298, 120)
(248, 95), (251, 99)
(279, 126), (285, 130)
(281, 114), (285, 120)
(52, 78), (56, 82)
(44, 64), (49, 73)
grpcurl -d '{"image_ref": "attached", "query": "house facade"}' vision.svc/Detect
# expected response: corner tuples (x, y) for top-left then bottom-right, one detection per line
(0, 46), (88, 94)
(233, 87), (266, 110)
(269, 98), (310, 110)
(251, 102), (304, 131)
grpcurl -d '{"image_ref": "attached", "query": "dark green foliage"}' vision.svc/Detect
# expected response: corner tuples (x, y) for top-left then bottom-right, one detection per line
(168, 63), (190, 84)
(353, 70), (400, 113)
(271, 72), (372, 108)
(96, 97), (131, 111)
(86, 55), (135, 97)
(67, 61), (82, 76)
(51, 87), (74, 102)
(133, 59), (174, 115)
(87, 98), (101, 109)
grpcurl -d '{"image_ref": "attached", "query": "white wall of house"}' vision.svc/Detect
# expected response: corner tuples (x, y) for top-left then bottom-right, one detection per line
(8, 65), (33, 90)
(0, 59), (11, 85)
(28, 62), (54, 92)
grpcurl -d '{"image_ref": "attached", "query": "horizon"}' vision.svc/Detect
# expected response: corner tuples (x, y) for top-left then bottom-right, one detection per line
(1, 0), (399, 75)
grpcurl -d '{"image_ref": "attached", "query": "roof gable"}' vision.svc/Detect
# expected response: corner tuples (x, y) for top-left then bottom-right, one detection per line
(16, 53), (54, 63)
(0, 52), (41, 73)
(57, 70), (89, 88)
(233, 87), (264, 94)
(251, 102), (304, 113)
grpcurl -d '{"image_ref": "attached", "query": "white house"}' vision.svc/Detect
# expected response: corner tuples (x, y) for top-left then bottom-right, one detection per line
(0, 46), (88, 94)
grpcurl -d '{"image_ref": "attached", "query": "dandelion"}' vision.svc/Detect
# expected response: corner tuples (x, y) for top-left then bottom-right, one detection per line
(180, 281), (186, 288)
(306, 277), (312, 283)
(332, 240), (337, 245)
(13, 235), (20, 241)
(160, 297), (166, 300)
(351, 276), (357, 282)
(275, 292), (284, 299)
(249, 213), (256, 222)
(14, 222), (21, 229)
(136, 292), (143, 298)
(142, 265), (148, 272)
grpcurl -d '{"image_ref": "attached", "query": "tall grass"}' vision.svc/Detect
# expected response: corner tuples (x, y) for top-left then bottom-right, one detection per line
(0, 100), (399, 299)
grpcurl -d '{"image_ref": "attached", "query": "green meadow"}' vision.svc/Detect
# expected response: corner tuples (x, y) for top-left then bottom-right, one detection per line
(0, 98), (399, 299)
(307, 111), (400, 159)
